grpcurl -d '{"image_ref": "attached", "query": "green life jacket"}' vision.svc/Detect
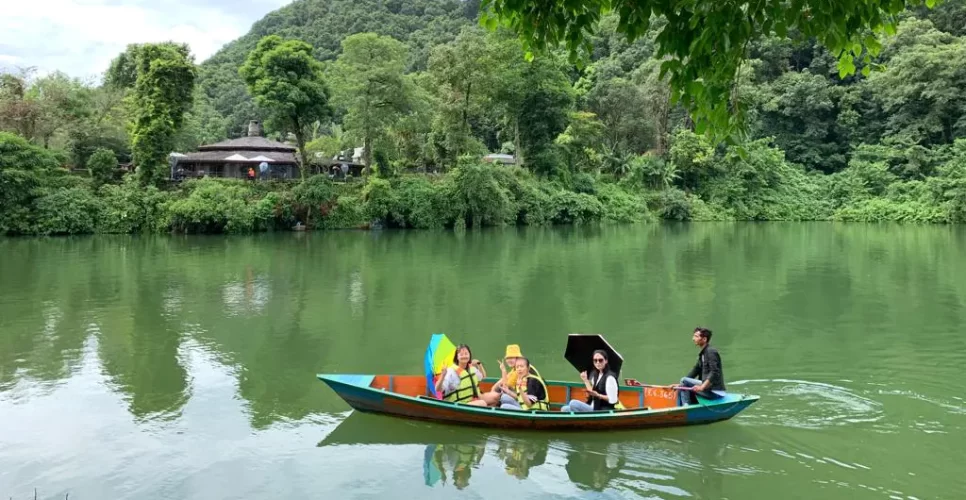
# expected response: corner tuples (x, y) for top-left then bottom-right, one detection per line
(443, 365), (480, 403)
(516, 374), (550, 411)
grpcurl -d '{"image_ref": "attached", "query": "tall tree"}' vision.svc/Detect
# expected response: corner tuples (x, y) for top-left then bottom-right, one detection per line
(758, 71), (851, 173)
(239, 35), (331, 180)
(330, 33), (411, 172)
(428, 27), (492, 167)
(29, 72), (92, 149)
(481, 0), (937, 140)
(867, 19), (966, 146)
(0, 70), (40, 141)
(0, 69), (92, 149)
(584, 77), (653, 155)
(107, 42), (196, 187)
(487, 38), (574, 174)
(634, 59), (676, 156)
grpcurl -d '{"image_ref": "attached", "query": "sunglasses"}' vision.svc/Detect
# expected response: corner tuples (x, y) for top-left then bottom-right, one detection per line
(593, 358), (605, 363)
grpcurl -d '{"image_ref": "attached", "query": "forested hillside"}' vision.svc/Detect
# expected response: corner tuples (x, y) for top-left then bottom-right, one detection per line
(198, 0), (479, 136)
(2, 0), (966, 236)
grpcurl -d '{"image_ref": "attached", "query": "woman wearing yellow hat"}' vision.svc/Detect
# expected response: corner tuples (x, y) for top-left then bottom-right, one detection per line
(482, 345), (543, 407)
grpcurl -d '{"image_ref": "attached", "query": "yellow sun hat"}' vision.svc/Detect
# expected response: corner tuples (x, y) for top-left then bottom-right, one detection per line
(504, 344), (523, 359)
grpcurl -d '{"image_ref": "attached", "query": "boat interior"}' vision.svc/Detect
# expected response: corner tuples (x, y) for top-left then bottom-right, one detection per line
(367, 375), (681, 412)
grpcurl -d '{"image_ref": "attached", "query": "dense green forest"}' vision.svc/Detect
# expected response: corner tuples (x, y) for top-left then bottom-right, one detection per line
(2, 0), (966, 235)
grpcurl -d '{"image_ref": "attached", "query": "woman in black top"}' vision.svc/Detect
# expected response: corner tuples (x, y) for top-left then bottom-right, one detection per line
(561, 349), (621, 412)
(498, 357), (549, 410)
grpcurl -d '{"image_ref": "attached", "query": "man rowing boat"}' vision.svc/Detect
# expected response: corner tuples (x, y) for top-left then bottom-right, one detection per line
(672, 327), (726, 406)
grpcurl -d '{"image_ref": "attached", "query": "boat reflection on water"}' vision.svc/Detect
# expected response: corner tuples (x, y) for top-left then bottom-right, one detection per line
(495, 437), (549, 481)
(423, 441), (487, 489)
(319, 412), (552, 488)
(564, 440), (625, 491)
(317, 411), (754, 494)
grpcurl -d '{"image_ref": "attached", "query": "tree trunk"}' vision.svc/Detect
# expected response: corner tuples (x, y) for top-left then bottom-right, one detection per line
(656, 93), (670, 156)
(457, 81), (472, 163)
(293, 115), (308, 182)
(684, 98), (695, 131)
(363, 134), (372, 179)
(514, 121), (523, 167)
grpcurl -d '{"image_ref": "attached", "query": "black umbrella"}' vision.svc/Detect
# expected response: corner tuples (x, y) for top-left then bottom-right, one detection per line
(564, 334), (624, 376)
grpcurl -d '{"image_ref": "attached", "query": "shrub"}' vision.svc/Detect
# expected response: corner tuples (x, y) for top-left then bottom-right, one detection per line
(393, 175), (453, 229)
(595, 183), (649, 223)
(163, 179), (269, 233)
(550, 190), (602, 224)
(833, 199), (949, 223)
(87, 148), (119, 186)
(290, 175), (337, 228)
(361, 177), (399, 225)
(97, 177), (170, 233)
(320, 195), (367, 229)
(33, 187), (103, 235)
(449, 161), (514, 227)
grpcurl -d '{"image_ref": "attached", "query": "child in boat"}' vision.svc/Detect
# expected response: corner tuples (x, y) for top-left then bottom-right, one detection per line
(482, 344), (542, 407)
(435, 344), (488, 406)
(498, 357), (549, 411)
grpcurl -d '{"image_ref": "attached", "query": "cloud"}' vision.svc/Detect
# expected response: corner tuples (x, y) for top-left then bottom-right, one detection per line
(0, 0), (292, 81)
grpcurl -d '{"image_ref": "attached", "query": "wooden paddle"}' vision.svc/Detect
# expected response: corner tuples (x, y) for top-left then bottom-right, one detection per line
(624, 378), (693, 390)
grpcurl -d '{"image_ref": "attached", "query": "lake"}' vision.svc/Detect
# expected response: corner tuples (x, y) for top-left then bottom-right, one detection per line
(1, 223), (965, 499)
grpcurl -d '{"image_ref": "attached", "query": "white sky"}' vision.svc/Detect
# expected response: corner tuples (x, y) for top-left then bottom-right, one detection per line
(0, 0), (293, 81)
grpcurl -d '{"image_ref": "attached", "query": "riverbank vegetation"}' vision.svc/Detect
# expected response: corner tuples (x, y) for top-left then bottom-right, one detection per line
(2, 0), (966, 235)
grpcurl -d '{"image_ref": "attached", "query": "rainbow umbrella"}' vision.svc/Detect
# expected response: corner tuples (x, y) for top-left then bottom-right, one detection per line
(424, 333), (456, 398)
(423, 444), (442, 486)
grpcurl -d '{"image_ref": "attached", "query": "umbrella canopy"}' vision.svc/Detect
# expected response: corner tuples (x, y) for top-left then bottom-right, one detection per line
(564, 334), (624, 376)
(423, 444), (442, 486)
(424, 333), (457, 398)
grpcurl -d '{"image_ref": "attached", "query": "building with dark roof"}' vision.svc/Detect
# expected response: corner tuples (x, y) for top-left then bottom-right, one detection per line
(171, 121), (300, 180)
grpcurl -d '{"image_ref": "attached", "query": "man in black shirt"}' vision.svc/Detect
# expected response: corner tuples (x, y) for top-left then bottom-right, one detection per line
(673, 327), (726, 406)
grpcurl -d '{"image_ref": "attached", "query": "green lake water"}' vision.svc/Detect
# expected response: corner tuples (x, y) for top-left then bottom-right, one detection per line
(1, 224), (965, 499)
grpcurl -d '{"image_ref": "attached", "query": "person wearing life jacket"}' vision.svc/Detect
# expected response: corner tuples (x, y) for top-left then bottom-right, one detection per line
(432, 442), (484, 490)
(498, 357), (549, 411)
(561, 349), (625, 412)
(482, 344), (543, 407)
(435, 344), (488, 406)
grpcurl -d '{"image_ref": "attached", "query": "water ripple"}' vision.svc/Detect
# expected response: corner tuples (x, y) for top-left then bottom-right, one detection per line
(730, 379), (883, 429)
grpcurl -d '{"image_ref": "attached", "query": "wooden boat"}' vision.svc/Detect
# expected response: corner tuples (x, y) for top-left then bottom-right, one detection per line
(317, 373), (758, 430)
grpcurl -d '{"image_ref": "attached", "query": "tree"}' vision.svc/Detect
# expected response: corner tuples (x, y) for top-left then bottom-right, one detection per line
(487, 41), (574, 175)
(0, 70), (40, 141)
(554, 111), (605, 172)
(428, 27), (492, 168)
(758, 71), (851, 173)
(866, 19), (966, 146)
(330, 33), (412, 172)
(0, 69), (92, 149)
(87, 148), (119, 186)
(0, 132), (66, 234)
(584, 77), (653, 155)
(240, 35), (331, 180)
(480, 0), (936, 140)
(68, 84), (130, 170)
(107, 42), (196, 187)
(29, 72), (93, 149)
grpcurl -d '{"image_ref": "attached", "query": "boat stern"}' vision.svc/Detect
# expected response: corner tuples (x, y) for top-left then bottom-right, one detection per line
(686, 393), (760, 424)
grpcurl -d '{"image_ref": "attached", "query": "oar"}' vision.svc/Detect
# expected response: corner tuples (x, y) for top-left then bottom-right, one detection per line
(623, 378), (689, 390)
